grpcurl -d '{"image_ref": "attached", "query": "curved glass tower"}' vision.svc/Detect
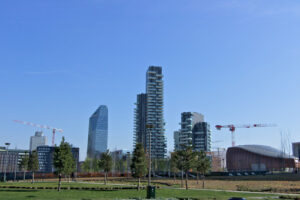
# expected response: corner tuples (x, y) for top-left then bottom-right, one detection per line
(87, 105), (108, 158)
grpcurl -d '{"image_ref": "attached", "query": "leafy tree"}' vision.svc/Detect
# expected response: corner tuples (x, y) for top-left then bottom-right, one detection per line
(92, 158), (99, 172)
(130, 143), (147, 191)
(98, 151), (112, 185)
(195, 151), (211, 188)
(53, 137), (75, 191)
(170, 152), (179, 183)
(172, 150), (185, 187)
(176, 146), (197, 190)
(82, 157), (92, 173)
(28, 150), (39, 183)
(19, 152), (29, 180)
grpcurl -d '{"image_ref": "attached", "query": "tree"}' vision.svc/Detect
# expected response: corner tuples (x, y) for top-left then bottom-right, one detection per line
(53, 137), (76, 191)
(176, 146), (197, 190)
(98, 151), (112, 185)
(92, 158), (99, 172)
(28, 150), (39, 183)
(195, 151), (211, 188)
(19, 152), (29, 180)
(170, 152), (179, 183)
(130, 143), (147, 191)
(82, 157), (92, 173)
(172, 151), (184, 188)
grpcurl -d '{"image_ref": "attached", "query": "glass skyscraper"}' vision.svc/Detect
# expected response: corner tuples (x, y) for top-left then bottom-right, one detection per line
(87, 105), (108, 158)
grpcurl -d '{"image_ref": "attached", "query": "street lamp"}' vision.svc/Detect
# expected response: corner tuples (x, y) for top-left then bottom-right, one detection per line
(146, 124), (154, 186)
(4, 142), (11, 182)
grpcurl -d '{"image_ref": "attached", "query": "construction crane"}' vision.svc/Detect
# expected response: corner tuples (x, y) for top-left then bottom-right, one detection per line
(215, 123), (276, 147)
(13, 120), (63, 146)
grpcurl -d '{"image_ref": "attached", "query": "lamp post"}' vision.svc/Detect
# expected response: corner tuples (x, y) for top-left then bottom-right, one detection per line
(126, 152), (130, 178)
(146, 124), (154, 186)
(4, 142), (11, 182)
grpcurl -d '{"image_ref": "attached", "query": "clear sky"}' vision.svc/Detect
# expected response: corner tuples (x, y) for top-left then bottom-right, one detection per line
(1, 0), (300, 161)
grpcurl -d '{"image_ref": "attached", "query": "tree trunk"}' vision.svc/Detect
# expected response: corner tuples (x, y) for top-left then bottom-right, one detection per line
(173, 172), (176, 183)
(138, 177), (140, 191)
(202, 175), (205, 189)
(58, 174), (62, 191)
(23, 171), (26, 181)
(185, 171), (188, 190)
(181, 170), (183, 188)
(104, 172), (107, 185)
(197, 172), (199, 185)
(32, 172), (34, 183)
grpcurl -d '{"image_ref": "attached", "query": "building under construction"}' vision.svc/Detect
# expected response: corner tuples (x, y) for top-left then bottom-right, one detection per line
(227, 145), (296, 172)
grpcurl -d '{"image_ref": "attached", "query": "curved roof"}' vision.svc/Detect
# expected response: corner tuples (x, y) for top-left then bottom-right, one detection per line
(233, 145), (294, 159)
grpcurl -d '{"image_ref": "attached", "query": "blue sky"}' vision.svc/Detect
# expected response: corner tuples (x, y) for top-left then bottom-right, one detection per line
(1, 0), (300, 160)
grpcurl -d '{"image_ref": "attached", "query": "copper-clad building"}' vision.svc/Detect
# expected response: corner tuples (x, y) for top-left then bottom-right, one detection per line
(226, 145), (296, 171)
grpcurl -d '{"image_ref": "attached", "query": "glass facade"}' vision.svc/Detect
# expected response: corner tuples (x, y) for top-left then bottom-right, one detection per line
(87, 105), (108, 158)
(37, 145), (79, 173)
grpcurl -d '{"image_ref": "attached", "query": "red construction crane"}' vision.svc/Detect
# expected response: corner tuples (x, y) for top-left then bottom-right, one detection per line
(13, 120), (63, 146)
(215, 123), (276, 147)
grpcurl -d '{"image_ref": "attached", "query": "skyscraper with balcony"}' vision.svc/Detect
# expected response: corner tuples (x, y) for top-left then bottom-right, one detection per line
(87, 105), (108, 158)
(134, 93), (147, 149)
(175, 112), (211, 152)
(134, 66), (166, 158)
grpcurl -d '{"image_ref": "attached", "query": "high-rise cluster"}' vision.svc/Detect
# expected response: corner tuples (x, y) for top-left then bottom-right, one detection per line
(134, 66), (166, 158)
(174, 112), (211, 152)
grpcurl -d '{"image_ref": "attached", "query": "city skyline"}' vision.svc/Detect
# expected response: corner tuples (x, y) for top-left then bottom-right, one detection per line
(1, 1), (300, 161)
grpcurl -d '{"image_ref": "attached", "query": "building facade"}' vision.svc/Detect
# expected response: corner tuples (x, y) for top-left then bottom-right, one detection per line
(174, 112), (211, 152)
(292, 142), (300, 159)
(133, 66), (166, 158)
(146, 66), (166, 158)
(0, 148), (28, 173)
(134, 93), (147, 149)
(37, 145), (79, 173)
(30, 131), (47, 151)
(87, 105), (108, 158)
(173, 130), (180, 151)
(227, 145), (295, 172)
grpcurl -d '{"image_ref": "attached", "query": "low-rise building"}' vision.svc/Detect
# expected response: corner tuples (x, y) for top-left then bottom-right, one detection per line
(37, 145), (79, 173)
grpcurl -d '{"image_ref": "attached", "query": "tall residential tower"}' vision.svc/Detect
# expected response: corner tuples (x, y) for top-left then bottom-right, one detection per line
(134, 66), (166, 158)
(87, 105), (108, 158)
(174, 112), (211, 152)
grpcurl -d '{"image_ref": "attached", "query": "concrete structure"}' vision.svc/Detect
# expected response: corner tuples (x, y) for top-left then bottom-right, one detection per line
(0, 148), (28, 173)
(30, 131), (47, 151)
(37, 145), (79, 173)
(292, 142), (300, 159)
(227, 145), (296, 172)
(208, 148), (226, 172)
(174, 112), (211, 152)
(87, 105), (108, 158)
(134, 93), (147, 149)
(133, 66), (166, 158)
(146, 66), (166, 158)
(173, 130), (180, 151)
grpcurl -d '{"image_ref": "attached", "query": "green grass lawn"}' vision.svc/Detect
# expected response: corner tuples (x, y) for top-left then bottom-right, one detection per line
(0, 187), (283, 200)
